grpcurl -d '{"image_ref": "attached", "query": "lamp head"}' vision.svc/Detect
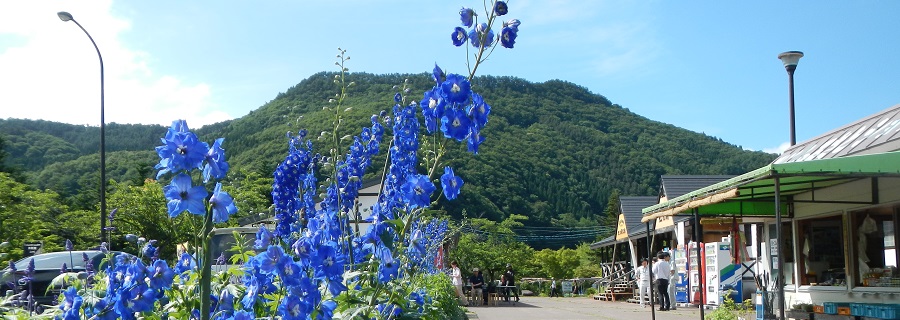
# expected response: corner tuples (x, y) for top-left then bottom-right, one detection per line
(57, 11), (74, 22)
(778, 51), (804, 71)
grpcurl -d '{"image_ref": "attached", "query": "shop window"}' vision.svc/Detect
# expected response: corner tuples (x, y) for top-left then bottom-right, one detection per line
(796, 214), (845, 286)
(851, 205), (899, 287)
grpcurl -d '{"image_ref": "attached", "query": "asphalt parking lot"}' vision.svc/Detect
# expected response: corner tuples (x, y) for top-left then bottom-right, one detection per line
(467, 297), (710, 320)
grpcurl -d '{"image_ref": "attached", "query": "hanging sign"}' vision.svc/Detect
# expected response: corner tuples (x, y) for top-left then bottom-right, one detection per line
(615, 214), (629, 241)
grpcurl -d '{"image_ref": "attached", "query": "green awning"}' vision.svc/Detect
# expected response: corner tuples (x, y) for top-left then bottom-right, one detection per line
(641, 151), (900, 222)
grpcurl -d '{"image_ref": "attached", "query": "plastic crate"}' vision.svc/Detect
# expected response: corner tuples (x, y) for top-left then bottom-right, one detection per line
(837, 306), (851, 315)
(813, 305), (824, 314)
(865, 304), (881, 318)
(851, 303), (868, 316)
(823, 302), (850, 315)
(879, 304), (900, 320)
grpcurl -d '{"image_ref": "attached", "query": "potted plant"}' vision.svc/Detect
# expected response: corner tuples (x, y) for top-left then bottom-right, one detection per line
(787, 302), (816, 320)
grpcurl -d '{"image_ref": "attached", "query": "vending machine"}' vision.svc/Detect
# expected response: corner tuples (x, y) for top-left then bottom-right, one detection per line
(688, 241), (704, 305)
(672, 248), (689, 303)
(705, 241), (744, 305)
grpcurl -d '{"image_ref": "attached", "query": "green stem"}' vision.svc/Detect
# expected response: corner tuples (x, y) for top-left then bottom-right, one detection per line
(199, 205), (213, 320)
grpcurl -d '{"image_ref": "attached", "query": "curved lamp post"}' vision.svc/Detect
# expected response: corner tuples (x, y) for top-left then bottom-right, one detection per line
(58, 11), (107, 245)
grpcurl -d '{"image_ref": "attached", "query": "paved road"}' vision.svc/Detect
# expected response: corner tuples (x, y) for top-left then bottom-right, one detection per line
(468, 297), (710, 320)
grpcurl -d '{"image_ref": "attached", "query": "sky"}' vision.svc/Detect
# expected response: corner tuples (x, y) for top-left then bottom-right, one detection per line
(2, 1), (899, 153)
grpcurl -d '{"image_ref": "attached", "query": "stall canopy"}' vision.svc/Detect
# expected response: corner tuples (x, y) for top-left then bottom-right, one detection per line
(642, 150), (900, 222)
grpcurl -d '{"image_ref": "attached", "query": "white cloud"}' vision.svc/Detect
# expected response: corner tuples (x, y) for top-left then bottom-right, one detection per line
(762, 141), (791, 154)
(0, 1), (226, 127)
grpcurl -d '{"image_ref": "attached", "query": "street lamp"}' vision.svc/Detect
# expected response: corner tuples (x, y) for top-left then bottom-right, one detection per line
(58, 11), (107, 245)
(778, 51), (803, 146)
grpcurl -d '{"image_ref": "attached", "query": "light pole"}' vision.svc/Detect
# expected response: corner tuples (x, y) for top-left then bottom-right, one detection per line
(778, 51), (803, 146)
(774, 50), (803, 320)
(58, 11), (107, 245)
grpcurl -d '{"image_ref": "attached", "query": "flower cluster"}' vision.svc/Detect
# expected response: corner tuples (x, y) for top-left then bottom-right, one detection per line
(156, 120), (236, 221)
(31, 2), (523, 319)
(453, 1), (521, 49)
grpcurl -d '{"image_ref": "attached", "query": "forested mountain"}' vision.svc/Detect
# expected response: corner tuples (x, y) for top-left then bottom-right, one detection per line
(0, 72), (776, 229)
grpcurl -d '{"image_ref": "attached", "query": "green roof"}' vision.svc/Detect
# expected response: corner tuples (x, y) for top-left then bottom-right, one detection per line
(642, 151), (900, 222)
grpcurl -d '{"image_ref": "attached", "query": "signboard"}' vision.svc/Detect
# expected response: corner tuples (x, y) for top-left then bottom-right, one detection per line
(655, 214), (674, 231)
(562, 281), (573, 294)
(615, 214), (629, 241)
(23, 242), (42, 257)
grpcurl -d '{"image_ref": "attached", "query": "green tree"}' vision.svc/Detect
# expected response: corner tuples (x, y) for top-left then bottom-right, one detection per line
(532, 248), (579, 279)
(106, 179), (195, 260)
(0, 172), (68, 263)
(448, 215), (535, 282)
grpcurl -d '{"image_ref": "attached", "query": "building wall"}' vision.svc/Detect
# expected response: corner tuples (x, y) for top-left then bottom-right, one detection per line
(769, 177), (900, 305)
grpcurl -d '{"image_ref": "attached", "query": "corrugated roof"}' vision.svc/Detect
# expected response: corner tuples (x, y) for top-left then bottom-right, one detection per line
(660, 175), (736, 199)
(642, 150), (900, 221)
(775, 104), (900, 164)
(620, 196), (660, 238)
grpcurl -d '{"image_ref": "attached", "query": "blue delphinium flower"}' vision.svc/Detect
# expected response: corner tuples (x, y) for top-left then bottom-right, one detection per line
(232, 310), (254, 320)
(420, 88), (446, 134)
(65, 239), (73, 251)
(494, 1), (508, 16)
(441, 108), (472, 141)
(504, 18), (521, 32)
(149, 259), (175, 290)
(258, 245), (286, 274)
(155, 120), (209, 178)
(277, 293), (307, 320)
(254, 225), (273, 250)
(459, 7), (475, 27)
(210, 182), (238, 223)
(408, 229), (426, 258)
(440, 74), (471, 104)
(468, 23), (495, 48)
(467, 126), (486, 155)
(440, 166), (464, 200)
(432, 64), (444, 85)
(318, 300), (337, 320)
(163, 173), (208, 218)
(174, 252), (195, 274)
(59, 287), (82, 319)
(451, 27), (467, 47)
(203, 138), (229, 183)
(378, 249), (399, 283)
(501, 26), (518, 48)
(401, 174), (435, 209)
(468, 92), (491, 129)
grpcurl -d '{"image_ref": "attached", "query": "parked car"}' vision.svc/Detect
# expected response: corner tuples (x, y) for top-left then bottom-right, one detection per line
(1, 250), (125, 306)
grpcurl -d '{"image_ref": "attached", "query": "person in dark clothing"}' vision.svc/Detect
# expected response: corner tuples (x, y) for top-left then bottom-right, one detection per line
(503, 264), (520, 302)
(469, 268), (485, 306)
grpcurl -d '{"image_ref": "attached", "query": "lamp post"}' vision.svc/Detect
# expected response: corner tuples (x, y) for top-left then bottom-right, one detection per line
(778, 51), (803, 146)
(774, 50), (803, 320)
(58, 11), (107, 245)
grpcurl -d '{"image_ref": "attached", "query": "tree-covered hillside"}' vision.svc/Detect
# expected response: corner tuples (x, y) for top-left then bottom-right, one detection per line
(0, 72), (776, 230)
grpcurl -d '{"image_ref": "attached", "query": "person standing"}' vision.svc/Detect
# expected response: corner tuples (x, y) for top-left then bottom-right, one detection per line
(550, 278), (559, 297)
(469, 268), (485, 306)
(666, 253), (678, 310)
(635, 258), (651, 308)
(652, 252), (672, 311)
(503, 264), (520, 302)
(450, 261), (468, 306)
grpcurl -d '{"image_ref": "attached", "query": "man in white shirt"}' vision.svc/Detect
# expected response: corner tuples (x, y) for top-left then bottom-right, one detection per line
(652, 252), (672, 311)
(665, 253), (678, 310)
(635, 258), (651, 308)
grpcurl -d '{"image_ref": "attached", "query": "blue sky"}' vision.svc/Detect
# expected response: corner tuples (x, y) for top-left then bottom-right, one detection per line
(2, 1), (899, 153)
